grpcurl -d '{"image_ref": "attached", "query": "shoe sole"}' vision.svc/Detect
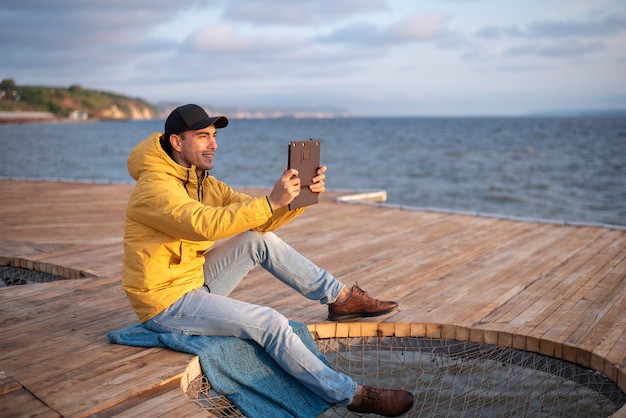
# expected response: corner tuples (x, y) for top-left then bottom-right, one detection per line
(328, 307), (397, 322)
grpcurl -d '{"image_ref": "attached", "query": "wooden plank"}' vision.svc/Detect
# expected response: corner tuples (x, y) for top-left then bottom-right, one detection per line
(33, 349), (196, 417)
(475, 226), (604, 324)
(533, 235), (625, 352)
(592, 302), (626, 385)
(525, 233), (626, 364)
(0, 372), (21, 396)
(104, 382), (210, 418)
(392, 223), (572, 326)
(477, 228), (618, 337)
(0, 372), (60, 418)
(427, 225), (583, 323)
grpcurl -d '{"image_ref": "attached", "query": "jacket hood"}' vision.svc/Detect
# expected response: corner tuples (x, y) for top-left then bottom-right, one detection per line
(128, 132), (192, 182)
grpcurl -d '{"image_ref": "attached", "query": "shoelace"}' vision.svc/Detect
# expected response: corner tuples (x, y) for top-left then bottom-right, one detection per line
(362, 387), (383, 402)
(353, 282), (369, 297)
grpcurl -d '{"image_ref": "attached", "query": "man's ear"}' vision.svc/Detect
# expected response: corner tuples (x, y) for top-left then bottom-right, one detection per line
(170, 133), (183, 152)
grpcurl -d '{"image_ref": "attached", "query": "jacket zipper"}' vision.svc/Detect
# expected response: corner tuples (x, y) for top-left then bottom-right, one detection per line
(197, 171), (205, 202)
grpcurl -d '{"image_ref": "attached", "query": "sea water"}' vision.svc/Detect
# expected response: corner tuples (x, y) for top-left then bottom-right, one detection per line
(1, 116), (624, 227)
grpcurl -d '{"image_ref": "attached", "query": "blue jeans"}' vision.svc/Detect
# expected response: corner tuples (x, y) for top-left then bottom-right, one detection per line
(144, 231), (356, 406)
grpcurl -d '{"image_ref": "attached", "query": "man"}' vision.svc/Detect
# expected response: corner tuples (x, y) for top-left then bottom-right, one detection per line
(122, 104), (413, 416)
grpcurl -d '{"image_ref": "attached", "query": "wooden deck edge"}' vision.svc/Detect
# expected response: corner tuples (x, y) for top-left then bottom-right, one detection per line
(0, 256), (95, 280)
(116, 321), (626, 417)
(178, 356), (219, 418)
(87, 356), (208, 418)
(307, 322), (626, 395)
(607, 405), (626, 418)
(610, 403), (626, 418)
(334, 196), (626, 231)
(180, 356), (203, 394)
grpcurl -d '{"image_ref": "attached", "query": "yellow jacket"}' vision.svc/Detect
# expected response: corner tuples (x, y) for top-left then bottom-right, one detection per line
(123, 133), (305, 322)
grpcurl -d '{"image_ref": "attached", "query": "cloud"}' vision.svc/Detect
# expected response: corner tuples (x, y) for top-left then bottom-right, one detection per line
(475, 26), (504, 40)
(0, 0), (396, 89)
(0, 2), (177, 64)
(135, 23), (352, 88)
(0, 1), (227, 56)
(477, 13), (626, 40)
(507, 14), (626, 38)
(0, 1), (220, 89)
(223, 0), (389, 25)
(318, 12), (451, 48)
(385, 12), (451, 42)
(184, 24), (308, 59)
(473, 12), (624, 59)
(506, 40), (606, 58)
(316, 23), (382, 46)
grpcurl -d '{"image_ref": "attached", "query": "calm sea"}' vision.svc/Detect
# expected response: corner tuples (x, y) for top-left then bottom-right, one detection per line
(1, 117), (625, 227)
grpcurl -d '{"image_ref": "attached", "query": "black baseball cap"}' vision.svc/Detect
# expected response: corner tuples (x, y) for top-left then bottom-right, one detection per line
(164, 104), (228, 138)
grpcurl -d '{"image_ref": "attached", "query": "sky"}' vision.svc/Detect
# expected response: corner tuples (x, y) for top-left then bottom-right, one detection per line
(1, 0), (625, 116)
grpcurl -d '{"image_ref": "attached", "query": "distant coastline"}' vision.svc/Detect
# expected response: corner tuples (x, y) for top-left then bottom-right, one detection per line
(0, 107), (351, 124)
(526, 109), (626, 117)
(157, 102), (352, 120)
(2, 107), (625, 125)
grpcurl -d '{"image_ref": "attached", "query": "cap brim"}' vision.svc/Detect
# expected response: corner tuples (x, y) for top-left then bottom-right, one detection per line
(189, 115), (229, 130)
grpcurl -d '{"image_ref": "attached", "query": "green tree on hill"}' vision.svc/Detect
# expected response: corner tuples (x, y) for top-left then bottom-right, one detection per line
(0, 79), (18, 101)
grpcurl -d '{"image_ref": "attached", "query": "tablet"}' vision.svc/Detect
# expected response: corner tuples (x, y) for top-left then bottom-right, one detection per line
(288, 139), (321, 210)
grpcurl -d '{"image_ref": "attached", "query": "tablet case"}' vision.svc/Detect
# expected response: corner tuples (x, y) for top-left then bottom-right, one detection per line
(288, 139), (321, 210)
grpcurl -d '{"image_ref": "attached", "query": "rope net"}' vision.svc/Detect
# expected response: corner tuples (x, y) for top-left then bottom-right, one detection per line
(0, 265), (69, 286)
(187, 334), (625, 417)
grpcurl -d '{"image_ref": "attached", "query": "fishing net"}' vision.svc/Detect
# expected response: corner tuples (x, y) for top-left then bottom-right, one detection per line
(186, 327), (625, 417)
(0, 261), (92, 287)
(0, 265), (68, 286)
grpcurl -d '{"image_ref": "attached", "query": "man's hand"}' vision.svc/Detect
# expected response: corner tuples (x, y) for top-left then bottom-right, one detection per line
(309, 165), (327, 194)
(267, 166), (328, 211)
(267, 168), (301, 210)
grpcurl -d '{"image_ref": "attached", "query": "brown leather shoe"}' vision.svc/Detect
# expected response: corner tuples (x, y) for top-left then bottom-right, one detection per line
(348, 386), (414, 417)
(328, 283), (398, 321)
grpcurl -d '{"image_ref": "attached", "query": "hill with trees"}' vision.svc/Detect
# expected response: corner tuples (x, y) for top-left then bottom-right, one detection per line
(0, 79), (159, 121)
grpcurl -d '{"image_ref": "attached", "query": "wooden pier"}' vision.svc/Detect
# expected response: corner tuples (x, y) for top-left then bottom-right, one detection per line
(0, 179), (624, 417)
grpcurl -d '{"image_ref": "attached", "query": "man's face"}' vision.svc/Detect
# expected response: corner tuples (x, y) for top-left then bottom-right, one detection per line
(170, 125), (218, 173)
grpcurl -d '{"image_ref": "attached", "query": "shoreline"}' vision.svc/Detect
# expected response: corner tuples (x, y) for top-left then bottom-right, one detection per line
(0, 110), (59, 124)
(0, 110), (160, 124)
